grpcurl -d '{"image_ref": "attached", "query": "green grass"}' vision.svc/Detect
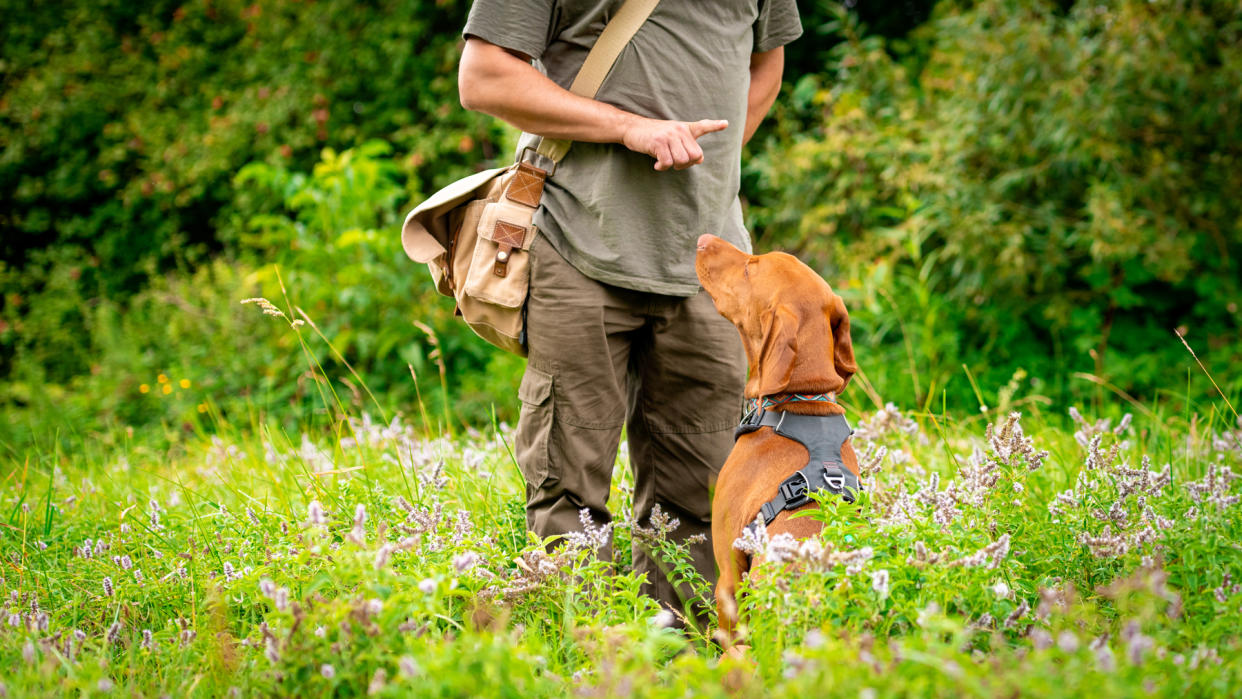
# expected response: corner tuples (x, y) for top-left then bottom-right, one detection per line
(3, 371), (1241, 696)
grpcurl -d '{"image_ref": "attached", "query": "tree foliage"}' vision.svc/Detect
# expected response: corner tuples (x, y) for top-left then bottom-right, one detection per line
(2, 0), (1240, 447)
(747, 0), (1242, 400)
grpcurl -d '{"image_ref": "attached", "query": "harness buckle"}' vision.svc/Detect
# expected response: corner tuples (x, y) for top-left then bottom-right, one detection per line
(778, 471), (811, 509)
(824, 466), (846, 492)
(734, 404), (765, 441)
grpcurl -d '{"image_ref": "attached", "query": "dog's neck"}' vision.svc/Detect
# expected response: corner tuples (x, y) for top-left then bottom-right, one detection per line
(747, 392), (845, 417)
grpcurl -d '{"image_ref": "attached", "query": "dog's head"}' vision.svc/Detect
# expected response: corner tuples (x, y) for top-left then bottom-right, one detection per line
(695, 234), (856, 399)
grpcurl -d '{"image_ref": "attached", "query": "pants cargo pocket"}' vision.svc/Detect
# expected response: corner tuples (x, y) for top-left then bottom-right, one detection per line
(515, 365), (555, 488)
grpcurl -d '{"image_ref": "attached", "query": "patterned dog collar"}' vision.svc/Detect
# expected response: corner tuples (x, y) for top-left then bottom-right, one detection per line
(744, 392), (837, 415)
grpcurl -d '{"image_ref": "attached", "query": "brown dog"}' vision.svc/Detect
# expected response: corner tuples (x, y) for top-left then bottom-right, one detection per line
(694, 234), (859, 640)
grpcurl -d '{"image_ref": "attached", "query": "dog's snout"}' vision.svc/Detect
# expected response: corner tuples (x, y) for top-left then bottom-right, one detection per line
(696, 234), (717, 252)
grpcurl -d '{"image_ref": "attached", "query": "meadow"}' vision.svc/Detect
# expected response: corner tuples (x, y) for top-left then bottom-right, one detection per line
(3, 299), (1240, 696)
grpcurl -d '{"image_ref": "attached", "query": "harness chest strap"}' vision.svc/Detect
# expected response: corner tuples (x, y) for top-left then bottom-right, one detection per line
(735, 410), (860, 525)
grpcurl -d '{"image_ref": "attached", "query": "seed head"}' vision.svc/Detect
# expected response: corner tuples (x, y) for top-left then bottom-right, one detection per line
(871, 569), (890, 598)
(453, 551), (479, 574)
(399, 656), (419, 677)
(374, 544), (395, 571)
(265, 637), (280, 664)
(368, 668), (388, 695)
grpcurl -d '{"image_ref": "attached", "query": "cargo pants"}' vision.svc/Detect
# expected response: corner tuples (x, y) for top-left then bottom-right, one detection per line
(515, 233), (747, 621)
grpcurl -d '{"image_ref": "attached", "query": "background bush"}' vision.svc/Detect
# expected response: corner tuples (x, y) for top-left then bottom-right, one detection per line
(2, 0), (1240, 453)
(745, 0), (1242, 405)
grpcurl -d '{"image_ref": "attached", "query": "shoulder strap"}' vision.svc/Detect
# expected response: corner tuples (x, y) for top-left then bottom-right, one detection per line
(532, 0), (660, 164)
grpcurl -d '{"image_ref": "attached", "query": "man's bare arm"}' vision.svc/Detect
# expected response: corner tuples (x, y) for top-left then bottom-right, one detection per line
(458, 38), (728, 171)
(743, 47), (784, 145)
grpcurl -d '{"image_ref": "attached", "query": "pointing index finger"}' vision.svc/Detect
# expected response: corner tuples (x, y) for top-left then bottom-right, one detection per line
(688, 119), (729, 139)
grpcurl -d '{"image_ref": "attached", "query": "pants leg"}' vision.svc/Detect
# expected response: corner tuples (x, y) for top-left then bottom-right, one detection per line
(627, 290), (747, 623)
(516, 235), (642, 548)
(515, 234), (746, 621)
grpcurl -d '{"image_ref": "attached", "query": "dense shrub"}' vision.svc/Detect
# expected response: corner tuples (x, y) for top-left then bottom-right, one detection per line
(0, 0), (497, 379)
(3, 0), (1241, 451)
(746, 0), (1242, 404)
(0, 142), (518, 450)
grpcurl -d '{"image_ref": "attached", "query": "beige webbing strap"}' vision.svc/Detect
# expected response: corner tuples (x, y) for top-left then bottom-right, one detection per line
(533, 0), (660, 164)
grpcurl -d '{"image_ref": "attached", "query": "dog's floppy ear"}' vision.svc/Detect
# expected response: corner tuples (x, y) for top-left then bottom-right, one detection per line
(830, 293), (857, 388)
(749, 305), (798, 397)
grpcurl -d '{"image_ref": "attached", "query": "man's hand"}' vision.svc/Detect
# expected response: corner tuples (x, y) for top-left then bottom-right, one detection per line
(621, 118), (729, 171)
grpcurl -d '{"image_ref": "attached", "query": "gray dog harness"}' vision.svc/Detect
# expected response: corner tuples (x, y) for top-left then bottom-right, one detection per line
(735, 407), (859, 524)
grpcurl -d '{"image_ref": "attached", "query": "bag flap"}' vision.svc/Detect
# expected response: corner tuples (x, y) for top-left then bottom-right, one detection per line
(401, 166), (510, 263)
(478, 199), (537, 249)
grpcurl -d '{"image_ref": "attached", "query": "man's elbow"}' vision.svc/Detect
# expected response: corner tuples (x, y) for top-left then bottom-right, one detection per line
(458, 71), (485, 112)
(458, 38), (518, 113)
(457, 40), (487, 111)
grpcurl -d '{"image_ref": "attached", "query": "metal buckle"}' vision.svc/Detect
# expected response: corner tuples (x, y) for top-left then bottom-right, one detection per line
(519, 146), (557, 177)
(739, 404), (763, 427)
(778, 471), (811, 509)
(740, 404), (760, 427)
(734, 405), (764, 441)
(824, 466), (846, 492)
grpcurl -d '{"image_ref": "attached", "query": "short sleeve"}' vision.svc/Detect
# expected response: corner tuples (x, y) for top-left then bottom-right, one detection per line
(463, 0), (557, 61)
(752, 0), (802, 53)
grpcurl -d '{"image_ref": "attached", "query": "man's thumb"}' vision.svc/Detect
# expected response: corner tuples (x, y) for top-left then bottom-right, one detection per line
(689, 119), (729, 138)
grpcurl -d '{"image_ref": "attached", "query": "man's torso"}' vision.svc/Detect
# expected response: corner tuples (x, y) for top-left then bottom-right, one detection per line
(465, 0), (801, 296)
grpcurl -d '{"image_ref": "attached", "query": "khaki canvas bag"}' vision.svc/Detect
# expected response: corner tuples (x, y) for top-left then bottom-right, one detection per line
(401, 0), (660, 356)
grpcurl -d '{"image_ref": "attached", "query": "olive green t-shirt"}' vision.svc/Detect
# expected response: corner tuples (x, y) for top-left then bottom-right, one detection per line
(463, 0), (802, 296)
